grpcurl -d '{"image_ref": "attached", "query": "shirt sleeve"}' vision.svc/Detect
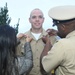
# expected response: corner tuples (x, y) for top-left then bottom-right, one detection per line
(16, 42), (33, 75)
(42, 40), (65, 73)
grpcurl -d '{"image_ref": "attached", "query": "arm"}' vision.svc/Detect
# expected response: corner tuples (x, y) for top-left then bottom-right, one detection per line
(40, 35), (52, 75)
(16, 35), (33, 75)
(41, 36), (52, 58)
(42, 40), (64, 73)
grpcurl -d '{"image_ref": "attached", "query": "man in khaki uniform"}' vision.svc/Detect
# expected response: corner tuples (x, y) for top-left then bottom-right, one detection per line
(41, 5), (75, 75)
(17, 8), (57, 75)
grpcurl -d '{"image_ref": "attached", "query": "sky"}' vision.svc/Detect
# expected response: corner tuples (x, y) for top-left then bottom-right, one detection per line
(0, 0), (75, 33)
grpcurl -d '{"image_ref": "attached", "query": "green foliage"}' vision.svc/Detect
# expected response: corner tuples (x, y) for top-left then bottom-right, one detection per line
(14, 18), (20, 35)
(0, 3), (19, 35)
(0, 3), (11, 25)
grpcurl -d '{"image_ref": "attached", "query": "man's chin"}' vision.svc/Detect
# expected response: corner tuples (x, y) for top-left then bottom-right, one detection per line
(57, 33), (64, 38)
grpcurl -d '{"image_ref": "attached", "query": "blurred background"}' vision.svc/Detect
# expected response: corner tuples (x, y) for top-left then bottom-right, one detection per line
(0, 0), (75, 34)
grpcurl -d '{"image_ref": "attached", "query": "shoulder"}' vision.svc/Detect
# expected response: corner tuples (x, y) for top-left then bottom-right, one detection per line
(57, 38), (70, 45)
(53, 38), (70, 50)
(24, 30), (31, 34)
(24, 31), (29, 34)
(19, 30), (30, 41)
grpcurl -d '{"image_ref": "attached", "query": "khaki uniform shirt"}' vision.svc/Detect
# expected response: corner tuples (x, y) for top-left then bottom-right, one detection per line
(16, 29), (57, 75)
(42, 30), (75, 75)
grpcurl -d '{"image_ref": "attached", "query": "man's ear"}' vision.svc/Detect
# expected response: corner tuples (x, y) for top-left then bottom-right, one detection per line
(29, 18), (31, 23)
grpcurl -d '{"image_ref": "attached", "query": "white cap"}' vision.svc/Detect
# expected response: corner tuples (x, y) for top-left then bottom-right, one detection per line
(48, 5), (75, 21)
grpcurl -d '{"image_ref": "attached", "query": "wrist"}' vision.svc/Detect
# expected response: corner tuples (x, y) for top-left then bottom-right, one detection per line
(46, 41), (52, 50)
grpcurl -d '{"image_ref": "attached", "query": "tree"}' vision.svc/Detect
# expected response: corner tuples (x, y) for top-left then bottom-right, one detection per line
(0, 3), (11, 25)
(0, 3), (19, 35)
(14, 18), (20, 35)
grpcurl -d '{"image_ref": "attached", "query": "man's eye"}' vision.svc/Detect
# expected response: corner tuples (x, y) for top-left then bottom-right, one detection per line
(31, 16), (43, 19)
(39, 16), (43, 18)
(32, 16), (36, 19)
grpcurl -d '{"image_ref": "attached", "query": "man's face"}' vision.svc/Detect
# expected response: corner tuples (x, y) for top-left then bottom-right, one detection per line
(56, 24), (66, 38)
(29, 9), (44, 29)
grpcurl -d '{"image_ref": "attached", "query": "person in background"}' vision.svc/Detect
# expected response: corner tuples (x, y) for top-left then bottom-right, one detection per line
(17, 8), (57, 75)
(41, 5), (75, 75)
(0, 25), (33, 75)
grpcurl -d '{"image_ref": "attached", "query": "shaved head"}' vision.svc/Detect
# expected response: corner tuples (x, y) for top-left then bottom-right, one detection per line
(30, 8), (44, 18)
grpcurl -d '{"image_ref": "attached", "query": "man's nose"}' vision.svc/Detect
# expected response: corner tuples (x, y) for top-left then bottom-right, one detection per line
(36, 17), (39, 21)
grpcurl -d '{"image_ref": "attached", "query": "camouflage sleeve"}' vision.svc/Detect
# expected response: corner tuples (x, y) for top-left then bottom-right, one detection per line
(16, 42), (33, 75)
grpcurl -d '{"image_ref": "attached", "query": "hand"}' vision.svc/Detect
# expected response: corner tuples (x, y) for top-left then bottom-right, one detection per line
(25, 35), (32, 42)
(42, 35), (49, 44)
(17, 33), (25, 39)
(46, 29), (58, 36)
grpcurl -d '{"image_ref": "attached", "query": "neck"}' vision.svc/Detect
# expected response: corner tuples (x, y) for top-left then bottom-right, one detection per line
(31, 28), (43, 33)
